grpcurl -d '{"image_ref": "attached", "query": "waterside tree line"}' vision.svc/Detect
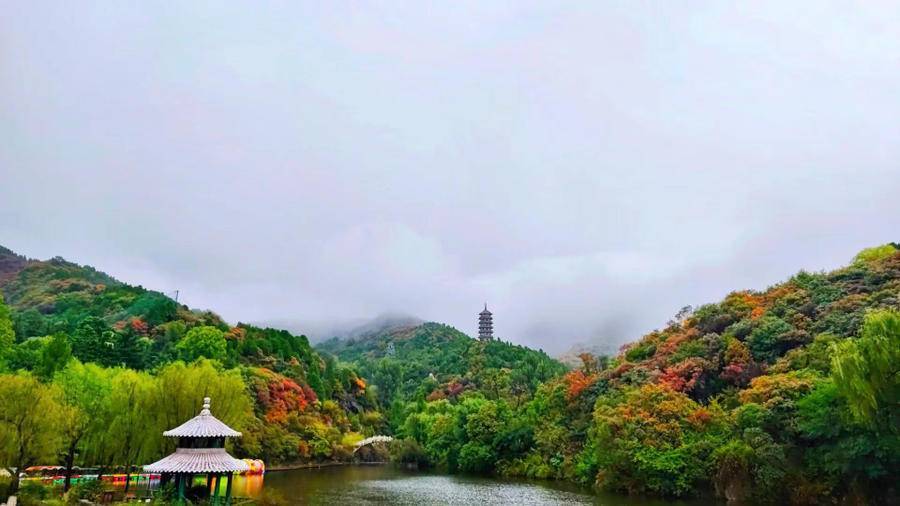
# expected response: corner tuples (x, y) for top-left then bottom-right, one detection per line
(338, 245), (899, 505)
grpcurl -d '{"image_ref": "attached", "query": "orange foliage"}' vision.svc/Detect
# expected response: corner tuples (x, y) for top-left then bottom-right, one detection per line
(297, 441), (310, 458)
(250, 369), (319, 423)
(354, 377), (367, 390)
(225, 327), (246, 341)
(564, 369), (597, 400)
(658, 358), (709, 393)
(688, 407), (712, 426)
(750, 306), (766, 320)
(130, 317), (149, 335)
(656, 327), (698, 357)
(426, 389), (446, 402)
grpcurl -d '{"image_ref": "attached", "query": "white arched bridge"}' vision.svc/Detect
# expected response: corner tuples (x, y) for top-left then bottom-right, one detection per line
(353, 435), (393, 453)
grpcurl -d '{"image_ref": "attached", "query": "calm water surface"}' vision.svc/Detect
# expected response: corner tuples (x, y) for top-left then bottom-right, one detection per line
(254, 465), (718, 505)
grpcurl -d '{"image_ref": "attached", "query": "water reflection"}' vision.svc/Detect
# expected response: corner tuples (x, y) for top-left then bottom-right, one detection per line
(223, 474), (264, 498)
(258, 465), (717, 505)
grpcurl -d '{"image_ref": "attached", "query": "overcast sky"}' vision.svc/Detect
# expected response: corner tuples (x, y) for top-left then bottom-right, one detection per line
(2, 2), (898, 353)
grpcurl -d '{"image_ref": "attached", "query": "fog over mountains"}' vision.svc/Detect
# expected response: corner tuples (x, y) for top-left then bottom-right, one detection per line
(258, 313), (424, 344)
(2, 3), (899, 354)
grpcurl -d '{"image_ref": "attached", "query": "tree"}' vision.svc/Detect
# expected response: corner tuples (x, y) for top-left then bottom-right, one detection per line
(176, 326), (227, 363)
(71, 316), (116, 365)
(0, 294), (14, 359)
(150, 360), (253, 449)
(116, 326), (147, 370)
(590, 384), (731, 497)
(830, 309), (900, 432)
(796, 380), (897, 500)
(747, 316), (793, 363)
(37, 333), (72, 380)
(106, 368), (156, 492)
(52, 362), (113, 491)
(12, 309), (46, 342)
(0, 374), (64, 494)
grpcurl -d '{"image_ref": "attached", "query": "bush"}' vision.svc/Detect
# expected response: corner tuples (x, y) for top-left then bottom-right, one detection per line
(18, 481), (56, 506)
(458, 442), (494, 473)
(65, 480), (104, 504)
(391, 438), (429, 466)
(624, 342), (655, 362)
(0, 477), (10, 502)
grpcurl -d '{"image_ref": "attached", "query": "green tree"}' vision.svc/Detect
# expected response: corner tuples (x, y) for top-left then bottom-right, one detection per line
(12, 309), (46, 342)
(830, 309), (900, 431)
(0, 294), (14, 359)
(52, 361), (113, 491)
(150, 360), (253, 446)
(176, 326), (227, 363)
(0, 374), (65, 494)
(37, 333), (72, 380)
(106, 368), (156, 492)
(747, 316), (793, 363)
(116, 327), (147, 370)
(796, 380), (897, 500)
(71, 316), (116, 365)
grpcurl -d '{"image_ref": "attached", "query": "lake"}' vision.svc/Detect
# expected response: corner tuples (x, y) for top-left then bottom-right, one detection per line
(243, 465), (718, 505)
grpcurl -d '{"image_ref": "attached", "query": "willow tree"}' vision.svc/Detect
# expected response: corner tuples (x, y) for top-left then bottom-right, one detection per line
(0, 374), (64, 495)
(149, 360), (254, 454)
(53, 361), (113, 491)
(831, 309), (900, 432)
(106, 368), (156, 493)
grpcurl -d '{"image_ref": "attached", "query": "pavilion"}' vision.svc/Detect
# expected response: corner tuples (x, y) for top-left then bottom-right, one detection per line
(145, 397), (249, 504)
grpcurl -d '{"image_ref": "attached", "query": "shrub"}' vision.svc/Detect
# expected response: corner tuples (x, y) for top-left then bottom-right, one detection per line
(65, 480), (104, 504)
(391, 438), (429, 466)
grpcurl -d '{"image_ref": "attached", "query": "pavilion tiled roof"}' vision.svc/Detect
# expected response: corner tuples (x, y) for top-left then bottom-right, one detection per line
(144, 448), (249, 474)
(163, 398), (242, 438)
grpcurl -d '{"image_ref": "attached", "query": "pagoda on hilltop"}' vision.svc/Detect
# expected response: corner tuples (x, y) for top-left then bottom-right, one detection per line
(145, 397), (248, 504)
(478, 303), (494, 341)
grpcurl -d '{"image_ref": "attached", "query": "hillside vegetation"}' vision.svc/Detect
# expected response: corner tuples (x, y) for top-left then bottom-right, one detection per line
(0, 249), (381, 496)
(322, 245), (898, 504)
(494, 245), (898, 503)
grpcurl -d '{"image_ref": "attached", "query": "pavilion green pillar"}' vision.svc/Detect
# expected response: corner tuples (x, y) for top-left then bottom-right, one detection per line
(177, 473), (186, 502)
(225, 472), (233, 506)
(213, 472), (223, 505)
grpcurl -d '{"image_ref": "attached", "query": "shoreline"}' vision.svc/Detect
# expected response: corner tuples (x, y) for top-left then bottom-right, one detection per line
(266, 461), (388, 472)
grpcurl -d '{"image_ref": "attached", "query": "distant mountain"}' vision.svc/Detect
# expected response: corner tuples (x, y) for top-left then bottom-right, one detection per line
(257, 313), (424, 344)
(556, 340), (619, 368)
(317, 321), (567, 410)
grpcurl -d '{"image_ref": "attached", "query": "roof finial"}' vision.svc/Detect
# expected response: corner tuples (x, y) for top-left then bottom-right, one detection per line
(484, 302), (487, 310)
(201, 397), (211, 415)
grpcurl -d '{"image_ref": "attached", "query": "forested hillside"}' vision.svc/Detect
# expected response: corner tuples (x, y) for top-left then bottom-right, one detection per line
(322, 245), (898, 504)
(0, 248), (381, 495)
(318, 322), (567, 426)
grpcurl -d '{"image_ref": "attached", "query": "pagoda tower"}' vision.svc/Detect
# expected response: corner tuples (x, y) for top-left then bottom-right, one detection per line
(145, 397), (249, 504)
(478, 303), (494, 341)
